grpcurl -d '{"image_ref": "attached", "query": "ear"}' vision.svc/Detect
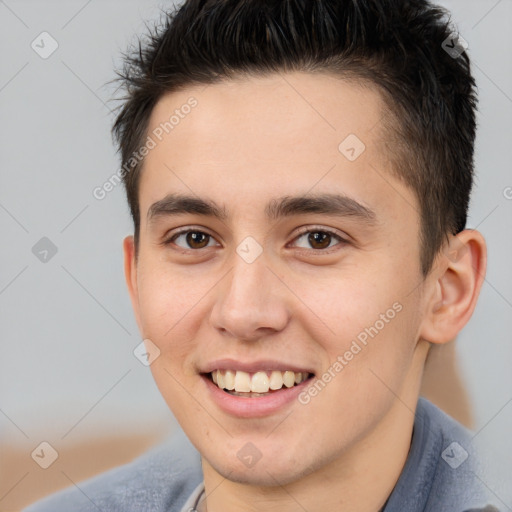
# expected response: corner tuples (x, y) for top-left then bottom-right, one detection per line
(419, 229), (487, 345)
(123, 235), (142, 333)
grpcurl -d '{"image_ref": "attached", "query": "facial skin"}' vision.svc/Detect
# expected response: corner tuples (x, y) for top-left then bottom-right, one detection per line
(123, 72), (486, 512)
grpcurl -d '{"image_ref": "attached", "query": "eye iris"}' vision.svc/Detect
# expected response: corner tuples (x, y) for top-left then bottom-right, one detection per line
(187, 231), (209, 249)
(308, 231), (331, 249)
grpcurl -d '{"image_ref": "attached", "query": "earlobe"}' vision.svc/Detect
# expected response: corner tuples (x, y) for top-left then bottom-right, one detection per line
(419, 229), (487, 345)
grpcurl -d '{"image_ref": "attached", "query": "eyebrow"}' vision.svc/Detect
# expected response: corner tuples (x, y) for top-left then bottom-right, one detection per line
(146, 192), (378, 226)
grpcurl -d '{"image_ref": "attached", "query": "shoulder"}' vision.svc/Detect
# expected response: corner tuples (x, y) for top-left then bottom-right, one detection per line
(23, 429), (203, 512)
(415, 395), (474, 443)
(415, 398), (501, 511)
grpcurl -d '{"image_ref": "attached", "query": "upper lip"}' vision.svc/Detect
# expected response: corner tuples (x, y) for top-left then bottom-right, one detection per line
(200, 358), (314, 375)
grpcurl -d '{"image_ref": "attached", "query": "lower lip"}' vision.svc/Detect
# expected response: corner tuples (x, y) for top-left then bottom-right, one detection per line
(201, 374), (313, 418)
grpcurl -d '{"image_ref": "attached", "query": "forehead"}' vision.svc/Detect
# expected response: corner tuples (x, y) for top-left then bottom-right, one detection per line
(138, 72), (413, 224)
(147, 72), (386, 157)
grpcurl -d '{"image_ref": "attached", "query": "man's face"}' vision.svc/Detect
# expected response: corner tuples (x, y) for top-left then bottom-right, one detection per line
(124, 72), (432, 485)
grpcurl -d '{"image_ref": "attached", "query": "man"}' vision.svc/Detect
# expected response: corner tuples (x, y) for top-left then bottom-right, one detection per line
(24, 0), (501, 510)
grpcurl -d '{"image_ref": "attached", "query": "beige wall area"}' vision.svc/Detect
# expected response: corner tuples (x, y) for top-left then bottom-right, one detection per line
(0, 432), (166, 512)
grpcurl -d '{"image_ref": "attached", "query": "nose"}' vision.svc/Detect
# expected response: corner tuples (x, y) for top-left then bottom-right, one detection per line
(209, 252), (290, 341)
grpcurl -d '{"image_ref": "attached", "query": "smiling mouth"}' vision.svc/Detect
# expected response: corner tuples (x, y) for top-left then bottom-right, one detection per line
(206, 369), (313, 397)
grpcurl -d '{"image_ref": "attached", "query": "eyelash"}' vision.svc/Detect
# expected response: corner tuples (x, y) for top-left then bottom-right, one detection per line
(161, 226), (348, 253)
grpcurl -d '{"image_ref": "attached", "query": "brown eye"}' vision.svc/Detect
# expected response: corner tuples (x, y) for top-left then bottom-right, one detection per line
(292, 229), (346, 251)
(308, 231), (332, 249)
(185, 231), (210, 249)
(165, 230), (217, 250)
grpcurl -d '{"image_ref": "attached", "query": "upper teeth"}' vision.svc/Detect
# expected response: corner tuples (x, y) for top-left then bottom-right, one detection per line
(211, 370), (309, 393)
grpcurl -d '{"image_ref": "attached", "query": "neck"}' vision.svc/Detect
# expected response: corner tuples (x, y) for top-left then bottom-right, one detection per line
(200, 341), (429, 512)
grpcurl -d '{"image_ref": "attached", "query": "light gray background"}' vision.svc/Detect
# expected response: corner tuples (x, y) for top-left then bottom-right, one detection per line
(1, 0), (511, 507)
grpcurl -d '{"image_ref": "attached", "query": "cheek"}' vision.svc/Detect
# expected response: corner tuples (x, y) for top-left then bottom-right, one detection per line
(294, 266), (421, 377)
(293, 283), (420, 443)
(136, 265), (202, 355)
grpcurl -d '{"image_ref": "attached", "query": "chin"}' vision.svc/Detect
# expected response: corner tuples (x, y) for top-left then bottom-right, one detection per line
(203, 446), (321, 487)
(210, 462), (306, 487)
